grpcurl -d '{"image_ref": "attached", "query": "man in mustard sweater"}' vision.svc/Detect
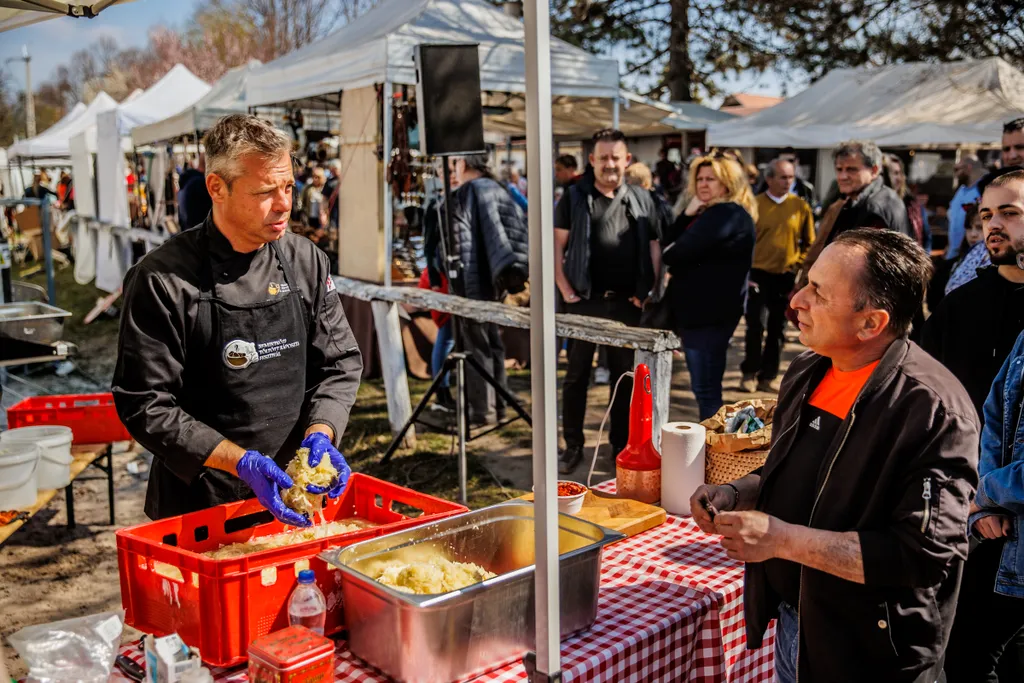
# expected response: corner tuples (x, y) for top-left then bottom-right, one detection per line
(741, 159), (815, 392)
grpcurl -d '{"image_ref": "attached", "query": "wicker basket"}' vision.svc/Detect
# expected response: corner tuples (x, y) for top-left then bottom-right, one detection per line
(705, 447), (770, 485)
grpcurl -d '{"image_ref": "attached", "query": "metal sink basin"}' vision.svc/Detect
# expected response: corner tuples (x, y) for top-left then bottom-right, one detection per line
(0, 302), (72, 345)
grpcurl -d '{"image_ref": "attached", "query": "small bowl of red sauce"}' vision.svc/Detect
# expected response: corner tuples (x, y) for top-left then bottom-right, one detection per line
(555, 480), (588, 514)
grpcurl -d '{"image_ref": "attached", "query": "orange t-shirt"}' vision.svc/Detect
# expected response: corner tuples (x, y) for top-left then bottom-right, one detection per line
(808, 360), (880, 419)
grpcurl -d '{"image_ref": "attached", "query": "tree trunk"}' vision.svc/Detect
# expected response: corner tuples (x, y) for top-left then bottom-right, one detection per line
(667, 0), (693, 102)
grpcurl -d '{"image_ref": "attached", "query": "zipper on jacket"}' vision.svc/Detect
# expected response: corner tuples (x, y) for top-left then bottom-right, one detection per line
(920, 477), (932, 535)
(796, 408), (856, 683)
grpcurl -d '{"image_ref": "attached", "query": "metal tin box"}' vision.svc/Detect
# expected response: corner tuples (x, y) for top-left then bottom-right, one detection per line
(320, 501), (624, 683)
(0, 302), (71, 344)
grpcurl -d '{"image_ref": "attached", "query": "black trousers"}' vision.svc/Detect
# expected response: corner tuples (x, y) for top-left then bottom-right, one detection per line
(740, 269), (794, 382)
(455, 318), (507, 423)
(562, 296), (641, 451)
(945, 539), (1024, 682)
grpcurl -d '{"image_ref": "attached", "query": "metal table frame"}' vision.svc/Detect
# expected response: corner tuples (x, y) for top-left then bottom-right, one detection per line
(65, 443), (115, 528)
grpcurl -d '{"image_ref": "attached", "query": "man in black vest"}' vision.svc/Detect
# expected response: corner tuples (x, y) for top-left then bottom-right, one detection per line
(553, 129), (663, 473)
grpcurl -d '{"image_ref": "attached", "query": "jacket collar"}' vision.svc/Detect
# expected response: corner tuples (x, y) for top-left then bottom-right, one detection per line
(795, 337), (910, 407)
(203, 213), (264, 263)
(843, 174), (884, 207)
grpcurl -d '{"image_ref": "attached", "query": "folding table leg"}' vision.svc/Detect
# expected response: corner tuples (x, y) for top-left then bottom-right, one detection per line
(66, 482), (76, 530)
(105, 445), (115, 525)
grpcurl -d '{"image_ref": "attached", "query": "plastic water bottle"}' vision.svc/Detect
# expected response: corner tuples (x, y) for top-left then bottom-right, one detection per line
(288, 570), (326, 635)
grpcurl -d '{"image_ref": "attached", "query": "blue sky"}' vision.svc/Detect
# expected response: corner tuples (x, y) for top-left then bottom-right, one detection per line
(0, 0), (785, 105)
(0, 0), (205, 91)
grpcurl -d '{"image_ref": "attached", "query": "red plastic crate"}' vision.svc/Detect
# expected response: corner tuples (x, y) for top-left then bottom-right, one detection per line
(6, 393), (132, 444)
(115, 473), (467, 667)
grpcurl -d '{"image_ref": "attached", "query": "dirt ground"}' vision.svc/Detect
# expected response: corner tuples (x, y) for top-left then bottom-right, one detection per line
(0, 266), (802, 676)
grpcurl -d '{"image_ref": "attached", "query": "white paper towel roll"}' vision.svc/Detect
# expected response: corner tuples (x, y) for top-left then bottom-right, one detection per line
(660, 422), (706, 515)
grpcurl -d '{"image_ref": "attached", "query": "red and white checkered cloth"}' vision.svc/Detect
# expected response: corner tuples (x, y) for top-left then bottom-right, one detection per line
(111, 482), (773, 683)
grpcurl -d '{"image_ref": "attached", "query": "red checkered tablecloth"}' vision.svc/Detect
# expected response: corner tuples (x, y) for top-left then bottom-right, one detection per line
(112, 481), (773, 683)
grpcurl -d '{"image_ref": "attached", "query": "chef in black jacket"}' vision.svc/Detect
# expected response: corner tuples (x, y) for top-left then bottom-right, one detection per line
(112, 115), (362, 525)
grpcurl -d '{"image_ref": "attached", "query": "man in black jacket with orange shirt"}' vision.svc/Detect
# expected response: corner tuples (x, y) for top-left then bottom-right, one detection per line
(690, 229), (978, 683)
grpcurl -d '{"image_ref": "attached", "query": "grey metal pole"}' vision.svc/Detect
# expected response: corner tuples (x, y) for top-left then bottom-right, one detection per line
(524, 0), (561, 678)
(41, 194), (55, 305)
(23, 47), (35, 139)
(457, 358), (467, 506)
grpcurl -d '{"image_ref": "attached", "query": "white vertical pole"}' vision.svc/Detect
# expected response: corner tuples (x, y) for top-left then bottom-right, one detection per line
(524, 0), (561, 678)
(612, 92), (620, 129)
(382, 79), (394, 286)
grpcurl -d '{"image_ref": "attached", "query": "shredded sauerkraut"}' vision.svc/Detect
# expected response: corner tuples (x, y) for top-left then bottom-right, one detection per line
(281, 447), (338, 517)
(204, 518), (377, 558)
(366, 557), (496, 594)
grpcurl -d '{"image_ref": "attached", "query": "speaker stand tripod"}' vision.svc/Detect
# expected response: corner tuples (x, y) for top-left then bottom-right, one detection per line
(380, 349), (532, 504)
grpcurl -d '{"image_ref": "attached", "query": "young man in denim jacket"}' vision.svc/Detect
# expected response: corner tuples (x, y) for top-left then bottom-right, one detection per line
(945, 169), (1024, 681)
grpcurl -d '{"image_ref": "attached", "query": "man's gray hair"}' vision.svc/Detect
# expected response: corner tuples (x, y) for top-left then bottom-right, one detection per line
(764, 158), (794, 179)
(832, 140), (883, 170)
(204, 114), (292, 185)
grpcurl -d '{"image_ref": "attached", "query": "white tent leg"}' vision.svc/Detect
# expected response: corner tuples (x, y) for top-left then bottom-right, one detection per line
(524, 0), (561, 679)
(382, 79), (394, 287)
(612, 92), (620, 129)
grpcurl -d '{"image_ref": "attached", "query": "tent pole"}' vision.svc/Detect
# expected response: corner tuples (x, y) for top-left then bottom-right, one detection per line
(523, 0), (561, 679)
(612, 92), (620, 129)
(382, 80), (394, 287)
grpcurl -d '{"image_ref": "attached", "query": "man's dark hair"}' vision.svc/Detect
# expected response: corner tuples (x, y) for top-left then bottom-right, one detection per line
(592, 128), (626, 144)
(988, 167), (1024, 190)
(833, 229), (932, 339)
(555, 154), (578, 170)
(832, 139), (883, 170)
(461, 153), (494, 179)
(1003, 117), (1024, 134)
(979, 165), (1024, 196)
(781, 146), (797, 156)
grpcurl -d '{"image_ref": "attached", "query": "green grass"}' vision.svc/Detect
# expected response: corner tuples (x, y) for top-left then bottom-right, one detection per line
(339, 378), (529, 509)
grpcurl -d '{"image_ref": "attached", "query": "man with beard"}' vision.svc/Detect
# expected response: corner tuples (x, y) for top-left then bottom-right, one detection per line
(943, 169), (1024, 681)
(945, 154), (986, 260)
(1003, 118), (1024, 168)
(922, 169), (1024, 418)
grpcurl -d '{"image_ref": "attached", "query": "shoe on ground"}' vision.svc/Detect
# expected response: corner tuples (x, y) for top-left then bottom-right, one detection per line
(739, 374), (758, 393)
(558, 445), (585, 475)
(419, 409), (456, 433)
(757, 378), (779, 393)
(435, 386), (456, 411)
(594, 366), (611, 385)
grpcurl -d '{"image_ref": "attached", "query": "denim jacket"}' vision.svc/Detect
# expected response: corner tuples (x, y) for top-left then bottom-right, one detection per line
(973, 329), (1024, 597)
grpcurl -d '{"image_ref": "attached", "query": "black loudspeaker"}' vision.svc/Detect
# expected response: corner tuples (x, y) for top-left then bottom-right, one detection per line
(414, 44), (486, 157)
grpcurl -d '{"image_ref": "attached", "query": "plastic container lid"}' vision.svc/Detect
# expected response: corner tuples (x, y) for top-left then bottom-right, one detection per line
(1, 425), (73, 448)
(297, 569), (315, 584)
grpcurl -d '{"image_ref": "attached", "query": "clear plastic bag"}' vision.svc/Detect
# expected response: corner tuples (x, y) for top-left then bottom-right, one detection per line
(8, 610), (125, 683)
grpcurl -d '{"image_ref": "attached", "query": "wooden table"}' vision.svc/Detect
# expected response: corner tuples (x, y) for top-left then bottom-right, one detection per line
(0, 443), (114, 545)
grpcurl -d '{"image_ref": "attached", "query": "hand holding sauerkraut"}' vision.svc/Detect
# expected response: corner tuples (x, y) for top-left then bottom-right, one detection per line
(281, 447), (338, 517)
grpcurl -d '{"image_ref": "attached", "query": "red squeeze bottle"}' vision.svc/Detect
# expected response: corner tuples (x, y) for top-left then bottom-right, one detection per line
(615, 363), (662, 503)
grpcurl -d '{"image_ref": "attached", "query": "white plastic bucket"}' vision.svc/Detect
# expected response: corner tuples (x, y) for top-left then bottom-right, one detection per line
(1, 425), (74, 489)
(0, 442), (40, 509)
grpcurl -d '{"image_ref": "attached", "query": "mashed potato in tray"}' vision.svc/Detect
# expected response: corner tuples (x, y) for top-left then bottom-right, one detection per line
(281, 447), (338, 517)
(205, 518), (377, 559)
(366, 556), (496, 595)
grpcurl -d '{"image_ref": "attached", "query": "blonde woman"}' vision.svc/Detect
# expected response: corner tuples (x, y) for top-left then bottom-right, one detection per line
(661, 154), (757, 419)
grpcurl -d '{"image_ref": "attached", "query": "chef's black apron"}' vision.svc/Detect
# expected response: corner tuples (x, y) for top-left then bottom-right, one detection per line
(144, 236), (310, 520)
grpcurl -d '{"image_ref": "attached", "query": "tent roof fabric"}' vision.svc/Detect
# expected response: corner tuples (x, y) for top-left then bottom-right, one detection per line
(708, 57), (1024, 148)
(131, 60), (260, 147)
(0, 0), (135, 33)
(718, 93), (784, 117)
(246, 0), (620, 107)
(114, 64), (211, 135)
(8, 92), (117, 160)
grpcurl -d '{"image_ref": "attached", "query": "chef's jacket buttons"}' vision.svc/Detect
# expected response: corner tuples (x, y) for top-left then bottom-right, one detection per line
(222, 272), (229, 278)
(877, 620), (887, 629)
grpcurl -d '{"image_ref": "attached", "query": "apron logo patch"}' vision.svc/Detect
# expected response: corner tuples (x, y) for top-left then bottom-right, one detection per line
(326, 275), (336, 293)
(267, 282), (291, 296)
(223, 339), (259, 369)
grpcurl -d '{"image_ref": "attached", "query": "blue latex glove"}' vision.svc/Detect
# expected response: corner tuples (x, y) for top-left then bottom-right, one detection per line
(236, 450), (311, 527)
(302, 432), (351, 498)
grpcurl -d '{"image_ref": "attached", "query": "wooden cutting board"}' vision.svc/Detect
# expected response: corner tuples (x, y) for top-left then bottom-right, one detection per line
(518, 490), (666, 539)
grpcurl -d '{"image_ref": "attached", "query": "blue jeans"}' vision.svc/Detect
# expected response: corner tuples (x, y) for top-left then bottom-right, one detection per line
(680, 324), (736, 421)
(432, 320), (455, 388)
(775, 602), (798, 683)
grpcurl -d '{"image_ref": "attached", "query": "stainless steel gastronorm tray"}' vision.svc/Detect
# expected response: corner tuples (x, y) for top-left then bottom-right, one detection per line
(0, 302), (71, 344)
(320, 501), (624, 683)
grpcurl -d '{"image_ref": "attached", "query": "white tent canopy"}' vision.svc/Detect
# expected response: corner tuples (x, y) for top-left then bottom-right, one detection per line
(708, 57), (1024, 148)
(7, 93), (117, 160)
(112, 64), (210, 136)
(131, 61), (258, 147)
(246, 0), (620, 108)
(0, 0), (134, 32)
